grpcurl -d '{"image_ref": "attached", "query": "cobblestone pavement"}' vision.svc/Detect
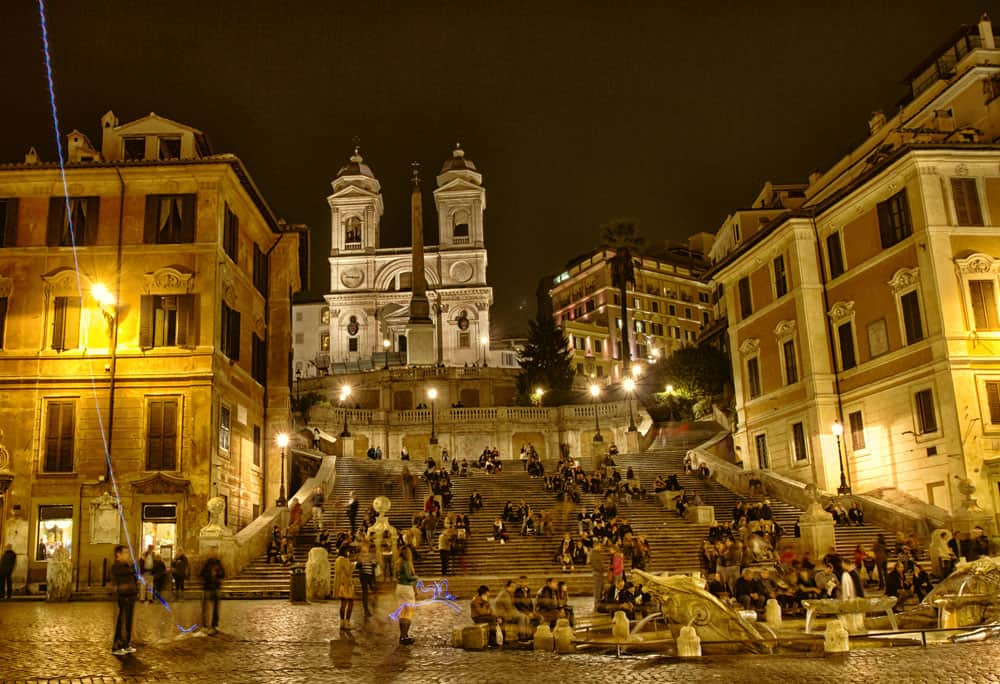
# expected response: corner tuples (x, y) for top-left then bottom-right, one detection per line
(1, 595), (999, 684)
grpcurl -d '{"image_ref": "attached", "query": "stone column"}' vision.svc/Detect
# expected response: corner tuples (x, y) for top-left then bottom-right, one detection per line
(406, 163), (435, 365)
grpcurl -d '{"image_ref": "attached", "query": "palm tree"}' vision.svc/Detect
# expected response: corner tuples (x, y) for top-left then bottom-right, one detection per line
(600, 221), (645, 378)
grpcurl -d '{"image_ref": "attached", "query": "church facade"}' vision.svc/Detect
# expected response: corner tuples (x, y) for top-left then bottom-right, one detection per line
(293, 146), (493, 375)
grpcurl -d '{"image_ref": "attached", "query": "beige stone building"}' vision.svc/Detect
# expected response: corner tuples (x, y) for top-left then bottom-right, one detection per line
(0, 112), (302, 590)
(709, 16), (1000, 530)
(549, 241), (714, 382)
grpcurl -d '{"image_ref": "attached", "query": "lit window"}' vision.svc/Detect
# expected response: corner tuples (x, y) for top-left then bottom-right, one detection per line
(219, 405), (231, 451)
(36, 505), (73, 561)
(914, 388), (937, 434)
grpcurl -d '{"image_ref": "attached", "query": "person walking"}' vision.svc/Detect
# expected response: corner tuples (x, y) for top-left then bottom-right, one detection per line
(111, 545), (138, 655)
(171, 549), (189, 600)
(395, 546), (419, 645)
(357, 541), (377, 618)
(346, 491), (359, 533)
(0, 544), (16, 599)
(333, 547), (356, 629)
(311, 487), (325, 530)
(200, 551), (226, 635)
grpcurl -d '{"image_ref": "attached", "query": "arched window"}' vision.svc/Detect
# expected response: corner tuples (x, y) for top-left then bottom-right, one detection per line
(453, 211), (470, 243)
(344, 216), (362, 247)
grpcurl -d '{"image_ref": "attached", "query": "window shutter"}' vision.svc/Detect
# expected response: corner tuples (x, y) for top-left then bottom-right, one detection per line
(163, 399), (177, 469)
(51, 297), (67, 350)
(85, 197), (101, 245)
(63, 297), (81, 350)
(143, 196), (159, 243)
(838, 322), (856, 370)
(970, 280), (998, 329)
(47, 198), (65, 247)
(180, 194), (196, 242)
(59, 403), (74, 470)
(2, 198), (18, 246)
(877, 200), (893, 248)
(177, 294), (194, 347)
(951, 178), (983, 226)
(0, 297), (6, 348)
(231, 310), (241, 360)
(901, 291), (923, 343)
(987, 382), (1000, 425)
(44, 403), (60, 470)
(139, 295), (154, 349)
(147, 399), (163, 470)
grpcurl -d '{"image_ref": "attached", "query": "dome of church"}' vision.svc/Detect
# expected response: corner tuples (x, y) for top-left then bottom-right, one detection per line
(336, 147), (376, 179)
(440, 144), (477, 174)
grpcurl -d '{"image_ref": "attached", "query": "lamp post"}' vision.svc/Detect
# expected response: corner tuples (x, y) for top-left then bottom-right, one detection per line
(623, 377), (637, 432)
(340, 385), (352, 437)
(480, 335), (489, 367)
(383, 338), (391, 370)
(532, 387), (545, 407)
(427, 387), (438, 445)
(589, 383), (603, 442)
(833, 419), (851, 495)
(276, 432), (289, 507)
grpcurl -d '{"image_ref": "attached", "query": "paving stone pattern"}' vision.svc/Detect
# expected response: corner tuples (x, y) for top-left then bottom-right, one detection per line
(0, 598), (998, 684)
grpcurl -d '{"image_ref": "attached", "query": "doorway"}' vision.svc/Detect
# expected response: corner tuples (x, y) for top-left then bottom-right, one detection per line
(141, 503), (177, 562)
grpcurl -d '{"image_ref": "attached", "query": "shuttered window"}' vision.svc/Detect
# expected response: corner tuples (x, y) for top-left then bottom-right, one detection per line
(146, 398), (178, 471)
(144, 194), (196, 244)
(738, 277), (752, 319)
(140, 294), (195, 349)
(44, 401), (75, 472)
(826, 232), (845, 278)
(755, 433), (769, 469)
(837, 322), (856, 370)
(849, 411), (866, 451)
(985, 382), (1000, 425)
(251, 333), (267, 386)
(969, 280), (999, 329)
(47, 197), (100, 246)
(782, 339), (798, 385)
(223, 204), (239, 261)
(915, 389), (937, 434)
(252, 425), (262, 467)
(51, 296), (81, 351)
(791, 422), (807, 462)
(951, 178), (984, 226)
(900, 290), (924, 344)
(0, 198), (18, 247)
(253, 243), (269, 295)
(221, 303), (240, 360)
(877, 190), (912, 249)
(773, 255), (788, 298)
(747, 357), (761, 399)
(0, 297), (7, 349)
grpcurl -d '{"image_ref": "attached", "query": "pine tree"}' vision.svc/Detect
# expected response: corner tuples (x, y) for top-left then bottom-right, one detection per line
(516, 316), (575, 405)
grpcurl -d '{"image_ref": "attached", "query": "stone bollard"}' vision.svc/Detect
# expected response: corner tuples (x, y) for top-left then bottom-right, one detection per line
(824, 620), (849, 654)
(533, 623), (554, 652)
(612, 610), (631, 642)
(677, 625), (702, 657)
(305, 546), (331, 601)
(765, 598), (783, 629)
(553, 618), (575, 653)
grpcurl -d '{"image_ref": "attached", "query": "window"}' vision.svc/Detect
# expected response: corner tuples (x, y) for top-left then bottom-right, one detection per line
(699, 292), (709, 303)
(252, 425), (262, 467)
(141, 504), (177, 560)
(44, 400), (75, 472)
(668, 304), (676, 316)
(140, 294), (195, 349)
(146, 398), (178, 470)
(651, 301), (659, 313)
(0, 297), (7, 348)
(848, 411), (866, 451)
(219, 405), (231, 451)
(221, 302), (240, 360)
(746, 357), (762, 399)
(158, 137), (181, 160)
(826, 232), (845, 279)
(782, 339), (798, 385)
(344, 216), (362, 246)
(320, 332), (330, 351)
(123, 137), (145, 161)
(51, 296), (81, 351)
(685, 307), (692, 319)
(702, 312), (709, 325)
(877, 190), (912, 248)
(595, 366), (604, 378)
(985, 382), (1000, 425)
(144, 194), (196, 244)
(223, 204), (239, 261)
(900, 290), (924, 344)
(586, 299), (596, 313)
(321, 308), (330, 325)
(453, 222), (469, 242)
(0, 198), (18, 246)
(914, 388), (937, 434)
(951, 178), (983, 226)
(573, 336), (585, 351)
(733, 223), (741, 242)
(613, 294), (620, 306)
(791, 422), (807, 462)
(253, 244), (269, 295)
(837, 322), (856, 370)
(252, 333), (267, 386)
(36, 505), (73, 561)
(738, 277), (752, 319)
(348, 337), (359, 353)
(969, 280), (999, 329)
(48, 197), (99, 246)
(755, 433), (769, 469)
(458, 332), (470, 349)
(593, 339), (603, 354)
(773, 255), (788, 298)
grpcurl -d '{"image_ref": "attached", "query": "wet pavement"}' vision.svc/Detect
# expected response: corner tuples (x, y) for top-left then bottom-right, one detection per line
(0, 594), (998, 683)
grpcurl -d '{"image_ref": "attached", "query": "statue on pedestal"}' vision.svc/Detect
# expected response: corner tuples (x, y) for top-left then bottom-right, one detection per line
(45, 545), (72, 601)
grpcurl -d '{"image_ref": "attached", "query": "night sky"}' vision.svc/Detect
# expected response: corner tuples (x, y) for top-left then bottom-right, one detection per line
(1, 1), (992, 335)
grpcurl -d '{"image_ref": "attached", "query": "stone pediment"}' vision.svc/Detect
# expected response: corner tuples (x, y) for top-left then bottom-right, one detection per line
(130, 472), (191, 495)
(115, 112), (203, 136)
(328, 185), (380, 201)
(433, 177), (484, 195)
(42, 267), (91, 296)
(143, 266), (194, 294)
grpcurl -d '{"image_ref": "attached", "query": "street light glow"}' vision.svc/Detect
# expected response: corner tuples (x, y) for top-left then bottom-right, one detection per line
(427, 387), (438, 400)
(665, 384), (674, 394)
(91, 283), (115, 307)
(589, 384), (600, 398)
(383, 339), (391, 349)
(480, 335), (489, 346)
(533, 387), (544, 398)
(631, 364), (642, 378)
(341, 385), (352, 398)
(623, 377), (635, 393)
(276, 433), (289, 448)
(832, 420), (844, 437)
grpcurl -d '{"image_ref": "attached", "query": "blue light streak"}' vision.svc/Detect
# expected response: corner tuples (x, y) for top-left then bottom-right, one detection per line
(389, 579), (461, 622)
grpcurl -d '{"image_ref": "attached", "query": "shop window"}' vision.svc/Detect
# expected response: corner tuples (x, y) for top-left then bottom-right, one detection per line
(36, 505), (73, 560)
(142, 503), (177, 562)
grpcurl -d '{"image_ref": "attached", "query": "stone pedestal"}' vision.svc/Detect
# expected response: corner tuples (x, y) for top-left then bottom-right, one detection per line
(199, 496), (238, 571)
(624, 430), (640, 454)
(765, 598), (782, 628)
(688, 506), (715, 524)
(838, 612), (866, 634)
(590, 438), (606, 472)
(338, 436), (355, 460)
(553, 618), (574, 653)
(406, 322), (436, 366)
(306, 547), (331, 601)
(533, 623), (554, 651)
(45, 546), (72, 601)
(677, 625), (702, 657)
(798, 499), (836, 561)
(611, 611), (630, 641)
(824, 621), (849, 653)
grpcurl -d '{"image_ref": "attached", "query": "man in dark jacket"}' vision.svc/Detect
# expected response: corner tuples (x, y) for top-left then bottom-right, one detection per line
(734, 569), (765, 610)
(200, 551), (226, 635)
(0, 544), (16, 599)
(111, 545), (138, 655)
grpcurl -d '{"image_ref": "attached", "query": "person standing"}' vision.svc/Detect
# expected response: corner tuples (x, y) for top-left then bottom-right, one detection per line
(395, 545), (418, 645)
(311, 487), (325, 530)
(139, 545), (156, 603)
(333, 547), (356, 629)
(171, 549), (189, 600)
(200, 551), (225, 635)
(346, 491), (359, 533)
(0, 544), (16, 599)
(357, 541), (377, 618)
(111, 545), (138, 655)
(437, 528), (454, 576)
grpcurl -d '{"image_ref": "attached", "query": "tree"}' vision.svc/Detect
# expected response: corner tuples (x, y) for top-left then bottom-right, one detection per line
(650, 345), (732, 418)
(516, 316), (575, 405)
(599, 221), (645, 378)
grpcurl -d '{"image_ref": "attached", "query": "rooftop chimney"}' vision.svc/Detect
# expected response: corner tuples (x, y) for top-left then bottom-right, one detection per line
(980, 13), (995, 50)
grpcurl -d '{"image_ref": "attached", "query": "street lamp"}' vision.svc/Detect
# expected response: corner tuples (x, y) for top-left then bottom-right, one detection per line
(275, 432), (289, 507)
(589, 383), (603, 442)
(623, 377), (637, 432)
(665, 384), (674, 395)
(832, 419), (851, 495)
(532, 387), (545, 406)
(427, 387), (438, 445)
(480, 335), (489, 367)
(631, 364), (642, 379)
(339, 385), (352, 437)
(382, 338), (391, 370)
(295, 368), (302, 399)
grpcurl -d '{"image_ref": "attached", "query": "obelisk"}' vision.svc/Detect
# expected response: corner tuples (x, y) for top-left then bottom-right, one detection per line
(406, 162), (436, 365)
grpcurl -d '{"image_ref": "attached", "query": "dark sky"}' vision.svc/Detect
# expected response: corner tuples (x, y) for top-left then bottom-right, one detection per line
(1, 0), (993, 335)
